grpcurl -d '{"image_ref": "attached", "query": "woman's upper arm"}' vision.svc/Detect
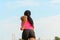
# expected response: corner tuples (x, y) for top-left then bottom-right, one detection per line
(21, 16), (27, 23)
(20, 16), (27, 29)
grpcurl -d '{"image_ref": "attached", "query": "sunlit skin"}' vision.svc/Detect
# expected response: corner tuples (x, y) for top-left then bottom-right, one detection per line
(20, 16), (27, 30)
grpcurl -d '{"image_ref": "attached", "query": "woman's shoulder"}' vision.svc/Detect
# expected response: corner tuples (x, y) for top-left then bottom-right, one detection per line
(21, 16), (27, 19)
(21, 16), (27, 22)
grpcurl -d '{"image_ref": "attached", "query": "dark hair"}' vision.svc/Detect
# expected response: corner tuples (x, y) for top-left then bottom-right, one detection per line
(24, 10), (34, 27)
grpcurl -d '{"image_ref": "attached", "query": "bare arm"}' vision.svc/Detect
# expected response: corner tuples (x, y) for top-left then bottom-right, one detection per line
(20, 16), (27, 30)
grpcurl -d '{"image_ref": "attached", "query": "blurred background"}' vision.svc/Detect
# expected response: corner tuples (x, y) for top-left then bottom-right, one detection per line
(0, 0), (60, 40)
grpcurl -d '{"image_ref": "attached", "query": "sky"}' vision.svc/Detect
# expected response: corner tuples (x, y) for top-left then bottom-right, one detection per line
(0, 0), (60, 40)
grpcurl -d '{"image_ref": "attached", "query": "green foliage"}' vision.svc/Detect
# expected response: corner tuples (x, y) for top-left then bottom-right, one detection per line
(55, 36), (60, 40)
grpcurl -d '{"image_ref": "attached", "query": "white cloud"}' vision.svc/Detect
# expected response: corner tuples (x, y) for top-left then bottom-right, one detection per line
(46, 0), (60, 8)
(5, 0), (40, 9)
(50, 0), (60, 3)
(1, 14), (60, 40)
(34, 14), (60, 40)
(42, 0), (60, 10)
(3, 0), (60, 9)
(0, 16), (21, 40)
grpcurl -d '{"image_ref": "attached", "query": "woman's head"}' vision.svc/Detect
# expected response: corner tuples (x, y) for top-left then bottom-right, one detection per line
(24, 10), (31, 17)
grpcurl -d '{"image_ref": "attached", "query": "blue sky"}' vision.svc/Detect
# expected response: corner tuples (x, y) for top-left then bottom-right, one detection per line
(0, 0), (60, 40)
(0, 0), (60, 20)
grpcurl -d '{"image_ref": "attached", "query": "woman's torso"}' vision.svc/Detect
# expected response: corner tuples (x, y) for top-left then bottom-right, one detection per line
(21, 19), (34, 30)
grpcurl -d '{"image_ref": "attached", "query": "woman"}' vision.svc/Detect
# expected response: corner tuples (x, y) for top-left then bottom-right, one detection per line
(20, 10), (36, 40)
